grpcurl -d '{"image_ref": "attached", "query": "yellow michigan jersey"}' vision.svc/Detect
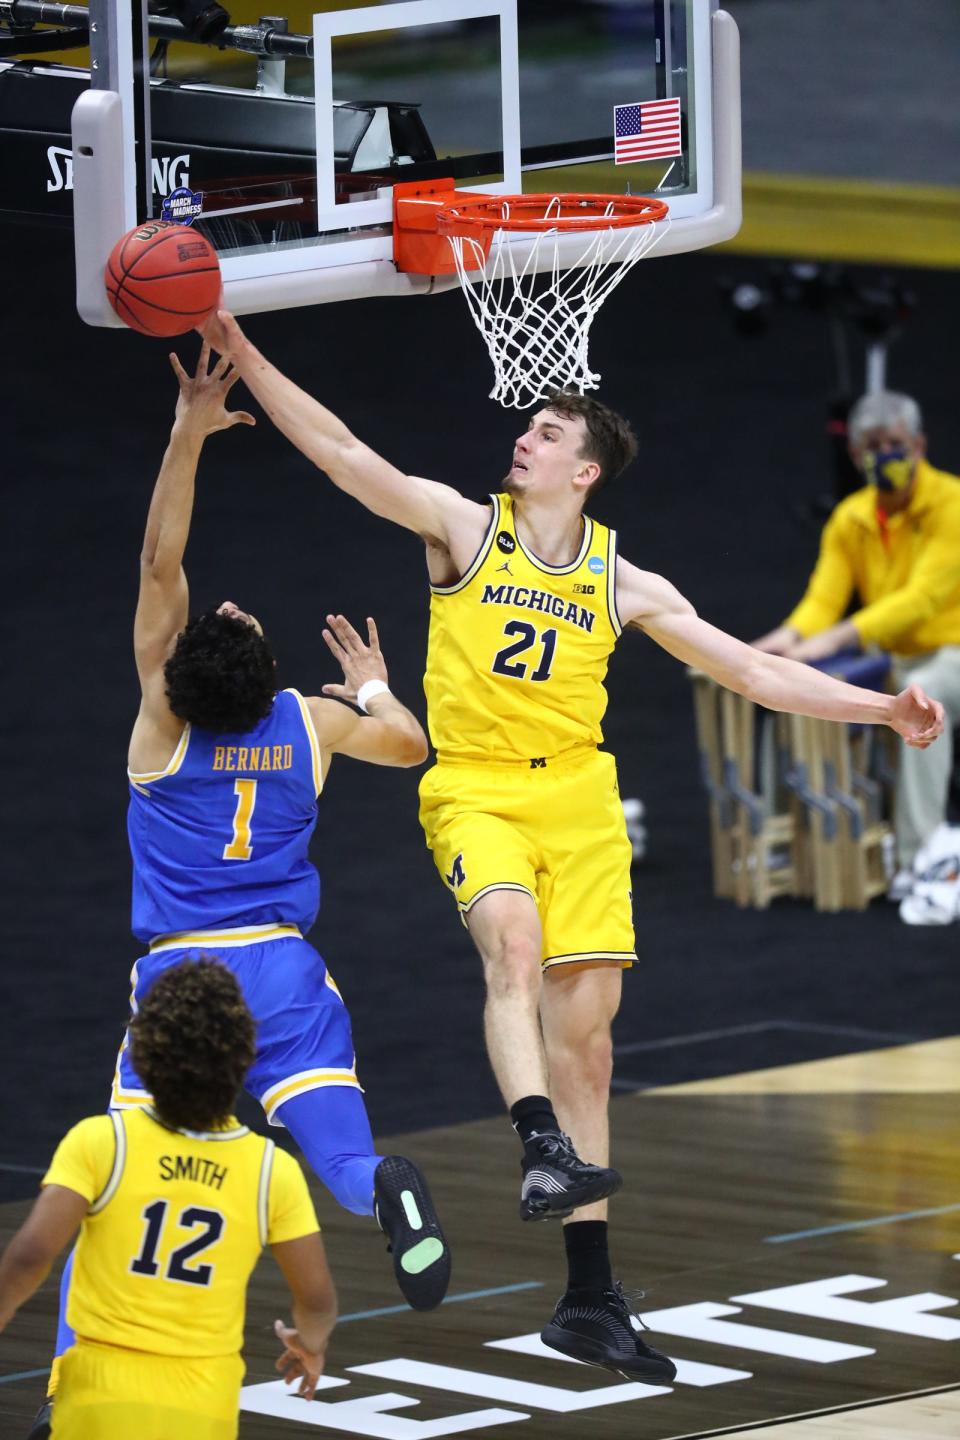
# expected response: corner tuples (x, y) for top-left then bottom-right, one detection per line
(419, 492), (636, 968)
(42, 1106), (318, 1357)
(424, 491), (621, 763)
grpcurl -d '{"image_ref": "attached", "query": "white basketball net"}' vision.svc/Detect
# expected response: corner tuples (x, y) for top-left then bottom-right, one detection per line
(445, 197), (670, 409)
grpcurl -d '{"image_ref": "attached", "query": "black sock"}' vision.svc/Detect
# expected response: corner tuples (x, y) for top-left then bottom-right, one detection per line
(510, 1094), (559, 1146)
(564, 1220), (612, 1292)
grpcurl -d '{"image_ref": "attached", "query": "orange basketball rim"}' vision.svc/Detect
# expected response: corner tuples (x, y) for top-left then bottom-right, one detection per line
(394, 180), (671, 409)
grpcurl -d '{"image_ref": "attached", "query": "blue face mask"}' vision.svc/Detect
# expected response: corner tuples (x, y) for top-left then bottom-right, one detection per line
(862, 446), (914, 494)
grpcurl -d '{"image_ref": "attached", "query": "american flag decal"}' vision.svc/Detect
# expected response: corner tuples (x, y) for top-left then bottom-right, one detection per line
(614, 97), (683, 164)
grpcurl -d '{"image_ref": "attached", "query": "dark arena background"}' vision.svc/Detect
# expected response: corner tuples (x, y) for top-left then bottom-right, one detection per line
(3, 3), (960, 1437)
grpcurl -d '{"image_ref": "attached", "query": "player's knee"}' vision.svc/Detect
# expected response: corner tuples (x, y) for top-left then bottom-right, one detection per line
(594, 1029), (615, 1090)
(481, 931), (541, 998)
(582, 1027), (614, 1094)
(552, 1022), (613, 1095)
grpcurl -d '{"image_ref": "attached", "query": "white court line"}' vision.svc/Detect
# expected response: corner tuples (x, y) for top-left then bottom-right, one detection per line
(613, 1019), (917, 1058)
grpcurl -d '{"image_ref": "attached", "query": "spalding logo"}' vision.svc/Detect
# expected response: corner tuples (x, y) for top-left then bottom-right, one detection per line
(47, 148), (190, 196)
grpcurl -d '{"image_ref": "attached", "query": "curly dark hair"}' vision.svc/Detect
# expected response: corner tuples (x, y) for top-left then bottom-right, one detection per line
(164, 609), (277, 734)
(543, 389), (638, 498)
(130, 958), (256, 1131)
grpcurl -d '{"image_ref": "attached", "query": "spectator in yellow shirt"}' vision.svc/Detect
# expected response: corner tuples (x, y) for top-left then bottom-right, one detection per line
(0, 959), (337, 1440)
(754, 391), (960, 895)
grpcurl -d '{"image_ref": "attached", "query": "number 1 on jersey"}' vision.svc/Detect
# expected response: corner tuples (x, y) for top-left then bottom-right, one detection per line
(223, 778), (257, 861)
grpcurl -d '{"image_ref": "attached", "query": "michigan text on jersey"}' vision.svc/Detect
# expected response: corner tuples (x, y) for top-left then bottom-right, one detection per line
(480, 583), (595, 633)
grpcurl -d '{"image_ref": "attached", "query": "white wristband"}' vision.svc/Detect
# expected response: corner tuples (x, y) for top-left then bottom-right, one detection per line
(357, 679), (391, 713)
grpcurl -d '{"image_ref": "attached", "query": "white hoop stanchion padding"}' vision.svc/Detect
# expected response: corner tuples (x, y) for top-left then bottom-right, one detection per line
(442, 197), (670, 409)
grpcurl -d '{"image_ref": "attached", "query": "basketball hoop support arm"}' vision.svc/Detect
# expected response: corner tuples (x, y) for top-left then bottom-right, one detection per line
(393, 177), (494, 276)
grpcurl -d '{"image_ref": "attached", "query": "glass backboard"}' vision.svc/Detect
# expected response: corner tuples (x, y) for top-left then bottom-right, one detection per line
(68, 0), (740, 324)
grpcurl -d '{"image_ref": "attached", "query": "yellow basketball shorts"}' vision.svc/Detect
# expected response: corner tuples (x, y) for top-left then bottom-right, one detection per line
(51, 1341), (244, 1439)
(418, 747), (636, 970)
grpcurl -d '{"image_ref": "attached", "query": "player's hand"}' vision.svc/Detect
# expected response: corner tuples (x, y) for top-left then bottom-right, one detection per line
(169, 340), (255, 437)
(889, 684), (944, 749)
(273, 1318), (326, 1400)
(321, 614), (388, 705)
(197, 307), (246, 360)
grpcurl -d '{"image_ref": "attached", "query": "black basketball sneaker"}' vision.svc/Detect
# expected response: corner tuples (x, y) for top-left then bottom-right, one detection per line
(373, 1155), (451, 1311)
(541, 1281), (677, 1383)
(519, 1131), (622, 1221)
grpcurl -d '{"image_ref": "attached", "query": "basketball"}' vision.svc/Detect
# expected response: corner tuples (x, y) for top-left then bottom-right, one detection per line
(105, 222), (221, 337)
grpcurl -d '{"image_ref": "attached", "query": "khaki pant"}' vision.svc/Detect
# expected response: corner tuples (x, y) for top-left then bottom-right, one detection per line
(892, 646), (960, 868)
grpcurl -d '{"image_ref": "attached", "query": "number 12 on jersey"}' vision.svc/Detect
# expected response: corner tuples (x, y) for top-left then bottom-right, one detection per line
(492, 621), (557, 683)
(130, 1199), (224, 1286)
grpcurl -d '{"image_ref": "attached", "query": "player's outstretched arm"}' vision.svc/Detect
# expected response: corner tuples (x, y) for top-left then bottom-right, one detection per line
(307, 613), (428, 768)
(271, 1233), (338, 1400)
(0, 1185), (88, 1331)
(751, 623), (802, 656)
(134, 343), (256, 741)
(617, 558), (944, 748)
(199, 309), (485, 547)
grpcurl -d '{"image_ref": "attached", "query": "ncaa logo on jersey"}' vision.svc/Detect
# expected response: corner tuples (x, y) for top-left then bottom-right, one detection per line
(496, 531), (516, 554)
(587, 556), (605, 574)
(445, 853), (467, 889)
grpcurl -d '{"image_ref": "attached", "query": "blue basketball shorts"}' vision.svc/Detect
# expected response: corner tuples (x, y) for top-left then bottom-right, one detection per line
(110, 925), (362, 1125)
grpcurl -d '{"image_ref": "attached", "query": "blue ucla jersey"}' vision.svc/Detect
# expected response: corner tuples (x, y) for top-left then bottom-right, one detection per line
(128, 688), (323, 943)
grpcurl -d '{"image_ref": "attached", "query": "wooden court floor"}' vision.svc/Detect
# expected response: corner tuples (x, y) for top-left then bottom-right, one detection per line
(2, 1038), (959, 1439)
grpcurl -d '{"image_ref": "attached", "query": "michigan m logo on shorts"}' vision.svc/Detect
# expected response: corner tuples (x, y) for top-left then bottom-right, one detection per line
(445, 853), (466, 890)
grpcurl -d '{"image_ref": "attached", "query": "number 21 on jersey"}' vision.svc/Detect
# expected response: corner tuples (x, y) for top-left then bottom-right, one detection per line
(492, 621), (557, 683)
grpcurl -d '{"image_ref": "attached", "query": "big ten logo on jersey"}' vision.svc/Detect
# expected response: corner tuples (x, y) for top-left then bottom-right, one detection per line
(46, 147), (190, 194)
